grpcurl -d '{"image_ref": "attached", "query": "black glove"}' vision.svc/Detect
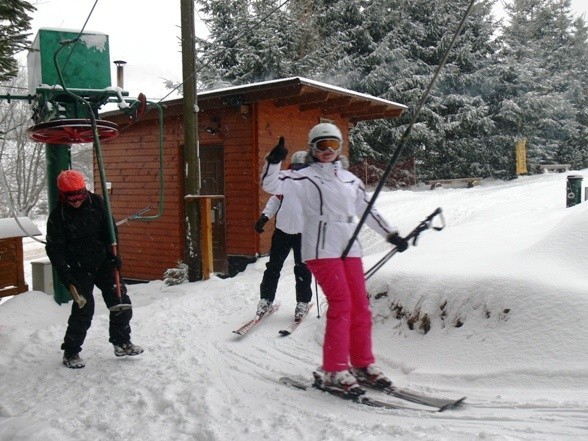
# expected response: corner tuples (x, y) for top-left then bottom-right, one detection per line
(387, 233), (409, 252)
(254, 215), (269, 233)
(60, 271), (76, 288)
(109, 252), (123, 269)
(265, 136), (287, 164)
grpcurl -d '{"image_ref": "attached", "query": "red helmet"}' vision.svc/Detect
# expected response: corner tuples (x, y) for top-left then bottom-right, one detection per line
(57, 170), (86, 193)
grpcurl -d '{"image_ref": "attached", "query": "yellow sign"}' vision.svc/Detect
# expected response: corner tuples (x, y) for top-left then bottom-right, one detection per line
(516, 138), (527, 175)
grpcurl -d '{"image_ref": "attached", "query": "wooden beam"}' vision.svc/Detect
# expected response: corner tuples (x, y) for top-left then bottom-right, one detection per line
(275, 90), (329, 107)
(300, 95), (351, 112)
(184, 195), (225, 279)
(199, 197), (213, 279)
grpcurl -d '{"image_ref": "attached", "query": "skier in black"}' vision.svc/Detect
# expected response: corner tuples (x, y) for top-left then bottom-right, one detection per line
(46, 170), (143, 369)
(254, 151), (313, 321)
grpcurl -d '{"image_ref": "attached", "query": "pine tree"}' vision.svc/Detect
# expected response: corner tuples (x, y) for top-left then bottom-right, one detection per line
(501, 0), (588, 169)
(345, 0), (505, 180)
(195, 0), (254, 88)
(194, 0), (587, 180)
(0, 0), (36, 82)
(195, 0), (317, 87)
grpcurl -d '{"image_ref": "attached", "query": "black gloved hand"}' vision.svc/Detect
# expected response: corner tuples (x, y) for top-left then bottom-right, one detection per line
(254, 215), (269, 233)
(265, 136), (287, 164)
(60, 271), (76, 288)
(109, 252), (123, 269)
(387, 233), (409, 252)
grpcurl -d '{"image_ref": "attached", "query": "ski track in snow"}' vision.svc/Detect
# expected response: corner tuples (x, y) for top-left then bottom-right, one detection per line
(1, 276), (586, 441)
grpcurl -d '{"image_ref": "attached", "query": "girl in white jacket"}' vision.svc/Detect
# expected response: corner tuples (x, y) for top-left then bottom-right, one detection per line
(254, 154), (313, 321)
(260, 123), (409, 395)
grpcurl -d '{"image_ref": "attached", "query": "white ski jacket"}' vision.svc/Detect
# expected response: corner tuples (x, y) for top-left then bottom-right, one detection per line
(261, 159), (398, 261)
(262, 194), (303, 235)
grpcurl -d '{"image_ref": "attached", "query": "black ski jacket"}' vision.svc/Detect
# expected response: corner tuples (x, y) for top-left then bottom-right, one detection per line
(46, 192), (116, 282)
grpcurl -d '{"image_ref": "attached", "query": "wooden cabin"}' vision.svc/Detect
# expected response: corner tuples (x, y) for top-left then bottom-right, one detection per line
(99, 77), (406, 281)
(0, 217), (42, 297)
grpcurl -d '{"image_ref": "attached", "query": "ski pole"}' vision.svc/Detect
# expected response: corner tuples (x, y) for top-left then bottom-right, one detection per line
(364, 249), (398, 281)
(90, 108), (131, 312)
(341, 0), (476, 259)
(314, 278), (320, 318)
(364, 207), (445, 280)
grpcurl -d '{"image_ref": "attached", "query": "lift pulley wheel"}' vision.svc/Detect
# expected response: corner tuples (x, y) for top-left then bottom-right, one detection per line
(28, 119), (119, 144)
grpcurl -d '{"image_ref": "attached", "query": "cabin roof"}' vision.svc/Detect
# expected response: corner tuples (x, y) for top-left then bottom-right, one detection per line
(137, 77), (407, 123)
(0, 217), (42, 240)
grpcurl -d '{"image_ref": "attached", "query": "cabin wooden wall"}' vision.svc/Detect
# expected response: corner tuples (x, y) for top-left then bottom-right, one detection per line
(98, 110), (185, 281)
(100, 103), (258, 280)
(99, 100), (351, 280)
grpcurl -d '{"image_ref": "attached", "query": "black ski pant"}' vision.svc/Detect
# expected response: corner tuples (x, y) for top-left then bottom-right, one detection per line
(61, 260), (132, 354)
(260, 228), (312, 303)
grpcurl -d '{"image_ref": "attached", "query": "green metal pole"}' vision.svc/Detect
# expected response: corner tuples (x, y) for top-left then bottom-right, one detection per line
(46, 144), (72, 304)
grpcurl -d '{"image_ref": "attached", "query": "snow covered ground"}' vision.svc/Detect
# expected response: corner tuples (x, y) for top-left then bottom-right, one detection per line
(1, 170), (587, 441)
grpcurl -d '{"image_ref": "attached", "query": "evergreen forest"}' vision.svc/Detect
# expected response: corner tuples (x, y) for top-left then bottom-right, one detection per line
(195, 0), (588, 182)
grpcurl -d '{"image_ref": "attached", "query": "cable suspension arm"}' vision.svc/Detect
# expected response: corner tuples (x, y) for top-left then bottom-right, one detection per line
(342, 0), (476, 259)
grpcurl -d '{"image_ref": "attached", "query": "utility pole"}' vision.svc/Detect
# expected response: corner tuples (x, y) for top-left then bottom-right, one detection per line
(181, 0), (202, 281)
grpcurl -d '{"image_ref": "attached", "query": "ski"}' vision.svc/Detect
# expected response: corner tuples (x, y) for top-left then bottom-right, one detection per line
(279, 303), (314, 336)
(279, 376), (439, 412)
(233, 303), (280, 336)
(359, 382), (466, 411)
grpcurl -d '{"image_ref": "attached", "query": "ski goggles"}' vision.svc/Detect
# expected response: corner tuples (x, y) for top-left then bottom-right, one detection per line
(65, 189), (88, 203)
(312, 138), (341, 153)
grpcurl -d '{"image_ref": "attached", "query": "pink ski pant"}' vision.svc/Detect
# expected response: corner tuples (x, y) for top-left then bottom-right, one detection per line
(305, 257), (375, 372)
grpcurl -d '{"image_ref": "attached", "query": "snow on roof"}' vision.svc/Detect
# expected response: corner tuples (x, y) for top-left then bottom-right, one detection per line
(0, 217), (42, 240)
(197, 76), (408, 110)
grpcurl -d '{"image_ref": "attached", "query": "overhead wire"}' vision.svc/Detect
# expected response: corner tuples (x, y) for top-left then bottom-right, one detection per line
(0, 0), (100, 133)
(157, 0), (294, 104)
(341, 0), (478, 258)
(1, 0), (288, 245)
(46, 0), (99, 100)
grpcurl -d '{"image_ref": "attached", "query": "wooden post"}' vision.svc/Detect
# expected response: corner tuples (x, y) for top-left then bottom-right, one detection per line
(14, 237), (28, 294)
(516, 138), (527, 175)
(184, 195), (225, 280)
(181, 0), (202, 281)
(199, 197), (213, 279)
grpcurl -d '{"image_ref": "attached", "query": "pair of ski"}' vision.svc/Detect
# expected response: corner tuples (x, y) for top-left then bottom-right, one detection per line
(232, 303), (314, 337)
(280, 374), (466, 412)
(234, 308), (465, 412)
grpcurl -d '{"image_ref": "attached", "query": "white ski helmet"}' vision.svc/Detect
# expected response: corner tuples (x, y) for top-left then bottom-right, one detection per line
(308, 122), (343, 156)
(290, 150), (308, 164)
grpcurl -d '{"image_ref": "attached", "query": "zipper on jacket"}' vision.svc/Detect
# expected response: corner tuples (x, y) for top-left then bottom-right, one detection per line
(314, 221), (323, 259)
(320, 222), (327, 249)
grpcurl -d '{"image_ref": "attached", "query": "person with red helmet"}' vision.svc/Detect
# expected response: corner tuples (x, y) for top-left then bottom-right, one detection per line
(46, 170), (143, 369)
